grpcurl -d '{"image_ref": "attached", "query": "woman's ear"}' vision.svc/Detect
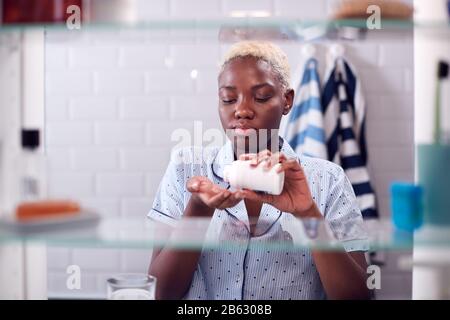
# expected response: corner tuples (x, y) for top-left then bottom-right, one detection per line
(282, 88), (295, 115)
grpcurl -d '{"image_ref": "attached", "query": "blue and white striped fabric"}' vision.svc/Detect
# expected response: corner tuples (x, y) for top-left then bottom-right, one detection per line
(283, 58), (327, 159)
(322, 58), (378, 219)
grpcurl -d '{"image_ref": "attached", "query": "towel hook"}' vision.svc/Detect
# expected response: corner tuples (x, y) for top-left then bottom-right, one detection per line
(329, 43), (345, 59)
(302, 43), (316, 59)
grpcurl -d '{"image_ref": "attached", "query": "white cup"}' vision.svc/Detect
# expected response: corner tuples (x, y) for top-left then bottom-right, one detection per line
(106, 274), (156, 300)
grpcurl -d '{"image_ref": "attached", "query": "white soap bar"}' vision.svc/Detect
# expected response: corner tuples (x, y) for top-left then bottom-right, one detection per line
(223, 160), (285, 195)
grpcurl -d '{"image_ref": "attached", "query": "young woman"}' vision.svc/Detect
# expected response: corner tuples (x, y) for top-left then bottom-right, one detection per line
(148, 41), (370, 300)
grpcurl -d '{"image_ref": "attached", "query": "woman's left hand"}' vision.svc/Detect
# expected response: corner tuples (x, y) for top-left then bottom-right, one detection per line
(235, 150), (321, 218)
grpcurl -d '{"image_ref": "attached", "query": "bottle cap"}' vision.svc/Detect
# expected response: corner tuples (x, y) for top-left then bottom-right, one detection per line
(21, 129), (40, 150)
(438, 60), (449, 79)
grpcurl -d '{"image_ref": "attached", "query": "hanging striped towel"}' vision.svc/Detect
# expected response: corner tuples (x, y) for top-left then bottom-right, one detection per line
(322, 58), (378, 219)
(283, 58), (327, 159)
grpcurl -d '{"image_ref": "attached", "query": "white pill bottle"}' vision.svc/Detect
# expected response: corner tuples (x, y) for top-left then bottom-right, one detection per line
(223, 160), (285, 195)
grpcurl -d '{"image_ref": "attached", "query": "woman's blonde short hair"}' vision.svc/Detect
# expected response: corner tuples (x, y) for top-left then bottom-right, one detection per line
(220, 41), (291, 90)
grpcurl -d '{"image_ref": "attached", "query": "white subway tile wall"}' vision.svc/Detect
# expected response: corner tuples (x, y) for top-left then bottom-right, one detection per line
(45, 0), (413, 299)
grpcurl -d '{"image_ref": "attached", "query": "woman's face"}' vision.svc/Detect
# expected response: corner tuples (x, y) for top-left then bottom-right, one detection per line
(218, 56), (294, 154)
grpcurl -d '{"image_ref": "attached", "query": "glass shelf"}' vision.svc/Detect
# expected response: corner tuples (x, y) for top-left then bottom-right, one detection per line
(0, 18), (436, 30)
(0, 216), (449, 251)
(1, 18), (449, 40)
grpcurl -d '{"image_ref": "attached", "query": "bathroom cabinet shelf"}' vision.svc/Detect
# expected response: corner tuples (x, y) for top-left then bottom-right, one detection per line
(1, 18), (448, 41)
(0, 216), (448, 251)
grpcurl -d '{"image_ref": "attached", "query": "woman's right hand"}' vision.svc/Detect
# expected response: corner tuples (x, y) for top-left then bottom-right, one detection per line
(187, 176), (241, 211)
